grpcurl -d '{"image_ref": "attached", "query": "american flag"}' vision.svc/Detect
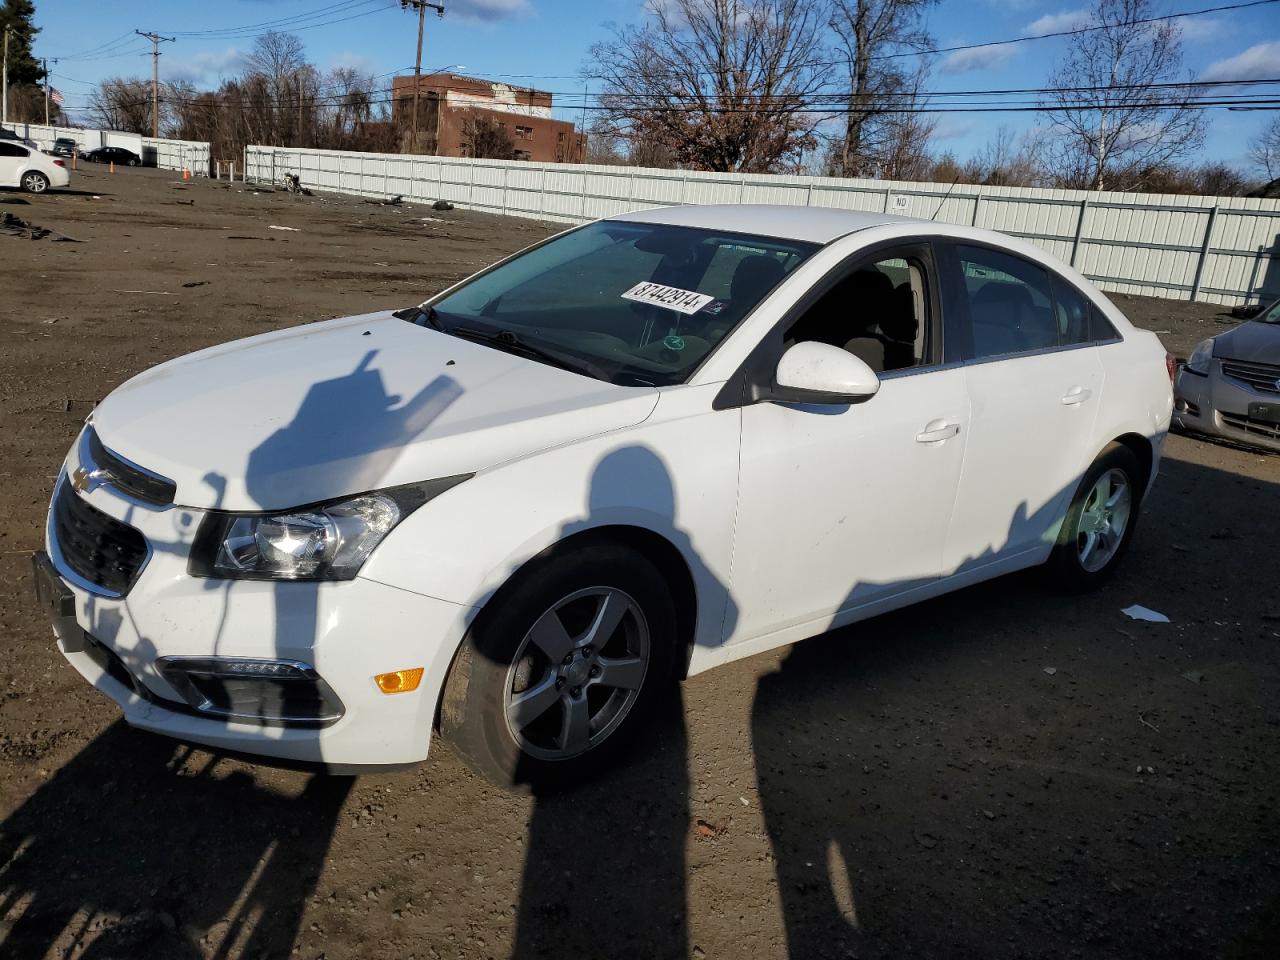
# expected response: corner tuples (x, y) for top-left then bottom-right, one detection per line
(49, 88), (64, 107)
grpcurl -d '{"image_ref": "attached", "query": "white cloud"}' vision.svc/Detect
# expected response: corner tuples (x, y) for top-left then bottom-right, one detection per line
(940, 45), (1018, 74)
(1023, 9), (1091, 37)
(163, 47), (247, 85)
(450, 0), (529, 21)
(1202, 41), (1280, 82)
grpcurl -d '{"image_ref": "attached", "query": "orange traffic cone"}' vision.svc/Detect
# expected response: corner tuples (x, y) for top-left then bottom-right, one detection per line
(109, 161), (115, 174)
(182, 167), (190, 181)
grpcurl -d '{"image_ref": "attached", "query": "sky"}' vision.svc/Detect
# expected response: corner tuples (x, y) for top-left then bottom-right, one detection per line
(27, 0), (1280, 173)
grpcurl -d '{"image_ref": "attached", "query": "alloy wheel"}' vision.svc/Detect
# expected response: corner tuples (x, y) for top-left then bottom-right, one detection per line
(22, 173), (47, 193)
(1076, 468), (1132, 573)
(504, 586), (650, 761)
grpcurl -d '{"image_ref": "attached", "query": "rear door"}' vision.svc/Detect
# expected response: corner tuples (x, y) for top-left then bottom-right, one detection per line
(0, 142), (27, 186)
(938, 241), (1104, 576)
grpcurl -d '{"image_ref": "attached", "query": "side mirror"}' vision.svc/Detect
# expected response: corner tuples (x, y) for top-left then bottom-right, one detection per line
(770, 341), (880, 405)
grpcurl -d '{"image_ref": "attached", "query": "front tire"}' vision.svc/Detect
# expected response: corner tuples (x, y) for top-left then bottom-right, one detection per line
(1047, 444), (1142, 590)
(128, 158), (139, 167)
(21, 171), (49, 193)
(440, 543), (678, 790)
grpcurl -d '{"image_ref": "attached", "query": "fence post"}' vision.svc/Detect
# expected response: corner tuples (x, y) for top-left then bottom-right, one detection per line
(970, 193), (982, 227)
(805, 182), (814, 206)
(580, 167), (589, 221)
(1069, 197), (1090, 268)
(538, 164), (547, 216)
(881, 187), (891, 212)
(738, 176), (747, 204)
(1189, 206), (1219, 303)
(501, 164), (509, 216)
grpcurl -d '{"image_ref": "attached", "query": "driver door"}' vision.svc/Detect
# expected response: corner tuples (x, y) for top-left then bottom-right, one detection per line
(725, 243), (970, 646)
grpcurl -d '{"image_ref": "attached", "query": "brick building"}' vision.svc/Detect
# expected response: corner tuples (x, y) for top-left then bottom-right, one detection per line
(391, 72), (585, 163)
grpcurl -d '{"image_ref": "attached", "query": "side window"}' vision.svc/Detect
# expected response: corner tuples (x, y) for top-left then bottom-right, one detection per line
(0, 142), (28, 158)
(1090, 305), (1121, 342)
(956, 244), (1057, 359)
(782, 249), (930, 374)
(1050, 275), (1091, 346)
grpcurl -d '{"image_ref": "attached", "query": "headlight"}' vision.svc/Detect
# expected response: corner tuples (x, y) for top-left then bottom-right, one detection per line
(189, 476), (469, 581)
(1184, 338), (1215, 376)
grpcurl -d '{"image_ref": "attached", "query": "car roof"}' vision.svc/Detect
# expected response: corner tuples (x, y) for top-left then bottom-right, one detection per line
(610, 203), (926, 245)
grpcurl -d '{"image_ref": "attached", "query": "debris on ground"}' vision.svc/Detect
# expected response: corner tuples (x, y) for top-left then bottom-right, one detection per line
(268, 225), (301, 232)
(366, 195), (403, 206)
(181, 280), (208, 288)
(1043, 666), (1058, 676)
(0, 212), (80, 242)
(433, 199), (455, 211)
(695, 819), (723, 839)
(1122, 604), (1170, 623)
(1181, 671), (1204, 684)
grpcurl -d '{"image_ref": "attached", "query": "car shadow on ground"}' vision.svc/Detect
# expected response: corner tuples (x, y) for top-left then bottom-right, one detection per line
(2, 454), (1276, 960)
(0, 722), (351, 959)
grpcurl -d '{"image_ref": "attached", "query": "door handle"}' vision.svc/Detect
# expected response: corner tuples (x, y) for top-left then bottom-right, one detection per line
(1061, 386), (1092, 405)
(916, 420), (960, 443)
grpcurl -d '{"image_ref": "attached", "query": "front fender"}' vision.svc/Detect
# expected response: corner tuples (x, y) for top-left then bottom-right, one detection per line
(357, 384), (741, 657)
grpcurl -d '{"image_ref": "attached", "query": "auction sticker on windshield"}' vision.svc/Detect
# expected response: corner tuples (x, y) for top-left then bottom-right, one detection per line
(621, 281), (715, 315)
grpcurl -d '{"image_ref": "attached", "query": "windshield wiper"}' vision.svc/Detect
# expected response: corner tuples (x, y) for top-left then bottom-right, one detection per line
(447, 324), (612, 381)
(393, 305), (446, 330)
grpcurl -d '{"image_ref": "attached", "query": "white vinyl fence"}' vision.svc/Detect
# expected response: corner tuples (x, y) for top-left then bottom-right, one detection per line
(6, 121), (211, 176)
(247, 144), (1280, 307)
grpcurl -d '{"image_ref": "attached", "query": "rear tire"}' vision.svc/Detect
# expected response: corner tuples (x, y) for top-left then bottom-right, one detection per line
(21, 171), (49, 194)
(1047, 444), (1143, 591)
(440, 543), (678, 791)
(128, 158), (139, 167)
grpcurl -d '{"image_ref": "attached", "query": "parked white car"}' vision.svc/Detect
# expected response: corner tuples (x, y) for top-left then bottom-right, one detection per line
(34, 205), (1173, 786)
(0, 139), (70, 192)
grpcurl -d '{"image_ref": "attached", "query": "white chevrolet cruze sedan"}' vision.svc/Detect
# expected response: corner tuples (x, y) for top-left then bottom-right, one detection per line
(34, 205), (1173, 787)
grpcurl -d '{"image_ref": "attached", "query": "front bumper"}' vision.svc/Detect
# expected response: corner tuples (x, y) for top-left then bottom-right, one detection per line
(1172, 362), (1280, 453)
(38, 438), (475, 768)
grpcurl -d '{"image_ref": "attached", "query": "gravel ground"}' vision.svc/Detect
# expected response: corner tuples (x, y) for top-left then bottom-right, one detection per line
(1, 168), (1277, 960)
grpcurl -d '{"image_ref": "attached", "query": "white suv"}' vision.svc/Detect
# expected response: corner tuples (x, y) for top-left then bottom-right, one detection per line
(34, 205), (1173, 787)
(0, 140), (70, 193)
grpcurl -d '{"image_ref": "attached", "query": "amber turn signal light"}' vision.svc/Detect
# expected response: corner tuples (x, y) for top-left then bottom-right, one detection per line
(374, 667), (424, 694)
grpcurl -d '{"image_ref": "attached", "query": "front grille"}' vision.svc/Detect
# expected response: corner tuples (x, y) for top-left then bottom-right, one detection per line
(52, 482), (148, 594)
(1221, 358), (1280, 395)
(1221, 411), (1280, 442)
(87, 428), (176, 505)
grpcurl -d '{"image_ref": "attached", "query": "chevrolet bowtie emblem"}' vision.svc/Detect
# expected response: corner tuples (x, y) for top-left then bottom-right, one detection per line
(70, 465), (111, 495)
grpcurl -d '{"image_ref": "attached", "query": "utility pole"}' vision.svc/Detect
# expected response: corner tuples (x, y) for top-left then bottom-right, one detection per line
(43, 58), (50, 125)
(400, 0), (444, 154)
(2, 27), (10, 128)
(135, 30), (174, 138)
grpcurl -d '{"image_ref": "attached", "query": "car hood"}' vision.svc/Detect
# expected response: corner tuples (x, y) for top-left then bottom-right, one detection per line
(1214, 319), (1280, 365)
(89, 311), (659, 511)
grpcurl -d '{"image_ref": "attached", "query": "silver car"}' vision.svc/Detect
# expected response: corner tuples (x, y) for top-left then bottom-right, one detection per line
(1173, 298), (1280, 452)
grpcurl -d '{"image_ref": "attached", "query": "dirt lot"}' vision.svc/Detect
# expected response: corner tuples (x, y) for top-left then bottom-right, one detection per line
(1, 168), (1278, 960)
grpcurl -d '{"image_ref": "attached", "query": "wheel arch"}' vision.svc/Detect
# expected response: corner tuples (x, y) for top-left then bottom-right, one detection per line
(432, 522), (701, 733)
(1109, 432), (1155, 499)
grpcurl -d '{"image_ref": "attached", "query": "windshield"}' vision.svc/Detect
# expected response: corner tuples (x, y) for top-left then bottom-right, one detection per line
(1258, 299), (1280, 324)
(421, 221), (817, 386)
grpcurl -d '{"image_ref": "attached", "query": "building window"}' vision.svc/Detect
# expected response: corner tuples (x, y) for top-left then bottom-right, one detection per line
(515, 125), (533, 141)
(514, 149), (531, 161)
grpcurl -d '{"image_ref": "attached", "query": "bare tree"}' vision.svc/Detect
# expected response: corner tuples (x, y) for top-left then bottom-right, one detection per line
(1249, 116), (1280, 180)
(586, 0), (830, 172)
(1041, 0), (1205, 191)
(89, 78), (153, 134)
(828, 0), (937, 177)
(459, 113), (516, 160)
